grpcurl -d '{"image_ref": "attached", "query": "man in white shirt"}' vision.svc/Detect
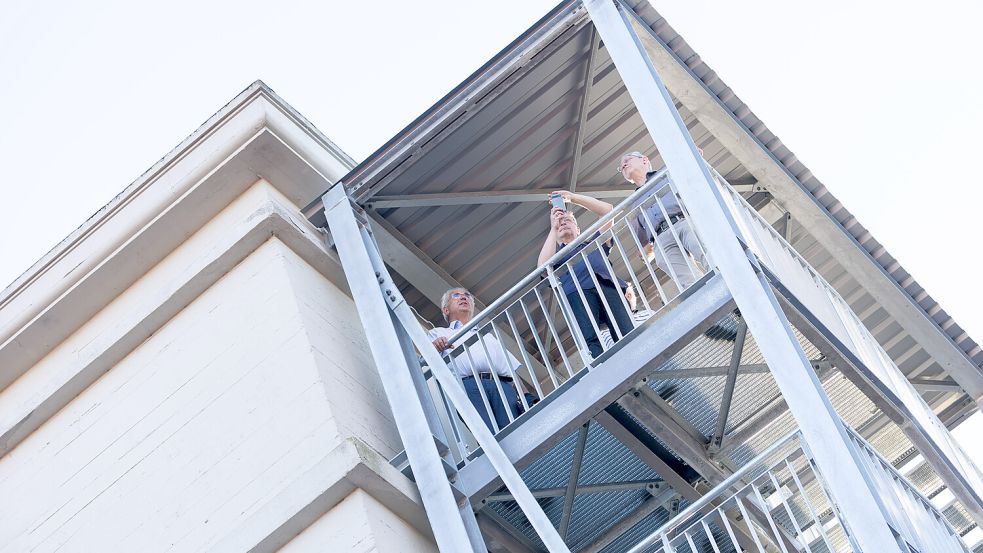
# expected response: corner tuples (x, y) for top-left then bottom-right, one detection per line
(428, 287), (522, 432)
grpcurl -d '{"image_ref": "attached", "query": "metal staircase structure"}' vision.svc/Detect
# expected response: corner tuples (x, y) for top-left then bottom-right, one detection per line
(310, 1), (983, 550)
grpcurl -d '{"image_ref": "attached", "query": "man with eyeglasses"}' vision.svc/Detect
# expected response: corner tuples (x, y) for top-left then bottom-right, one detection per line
(619, 151), (707, 290)
(429, 287), (523, 431)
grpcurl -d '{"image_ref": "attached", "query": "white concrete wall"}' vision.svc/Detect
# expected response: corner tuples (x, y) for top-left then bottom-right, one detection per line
(277, 490), (437, 553)
(0, 182), (432, 552)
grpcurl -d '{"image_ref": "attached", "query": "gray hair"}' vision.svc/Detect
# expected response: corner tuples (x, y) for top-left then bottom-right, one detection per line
(440, 287), (472, 322)
(621, 151), (652, 168)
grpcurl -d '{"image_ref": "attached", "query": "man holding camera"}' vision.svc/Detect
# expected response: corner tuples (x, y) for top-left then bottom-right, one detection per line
(537, 191), (633, 358)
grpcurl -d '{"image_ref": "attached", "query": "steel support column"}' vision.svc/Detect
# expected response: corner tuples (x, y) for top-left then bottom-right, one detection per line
(584, 0), (904, 549)
(322, 185), (484, 552)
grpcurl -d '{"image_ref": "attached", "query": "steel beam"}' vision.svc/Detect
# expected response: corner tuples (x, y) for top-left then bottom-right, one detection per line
(559, 423), (589, 538)
(364, 181), (759, 210)
(587, 1), (903, 548)
(910, 377), (962, 393)
(773, 277), (983, 526)
(476, 511), (542, 553)
(385, 265), (572, 552)
(618, 391), (724, 483)
(716, 363), (835, 457)
(352, 7), (591, 203)
(485, 479), (664, 502)
(323, 185), (483, 552)
(568, 26), (599, 193)
(710, 321), (747, 450)
(594, 411), (701, 502)
(579, 486), (677, 553)
(367, 188), (634, 209)
(645, 363), (768, 380)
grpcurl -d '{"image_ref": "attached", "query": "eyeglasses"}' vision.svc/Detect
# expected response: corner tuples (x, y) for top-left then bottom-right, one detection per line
(617, 152), (645, 174)
(450, 291), (473, 300)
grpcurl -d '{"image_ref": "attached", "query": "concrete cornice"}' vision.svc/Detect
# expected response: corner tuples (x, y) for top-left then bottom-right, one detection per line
(0, 82), (355, 396)
(0, 180), (345, 458)
(211, 437), (432, 553)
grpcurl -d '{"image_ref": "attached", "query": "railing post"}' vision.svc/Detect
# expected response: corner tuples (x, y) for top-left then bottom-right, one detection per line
(584, 0), (905, 550)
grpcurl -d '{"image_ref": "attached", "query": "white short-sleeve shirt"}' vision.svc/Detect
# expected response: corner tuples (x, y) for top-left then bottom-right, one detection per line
(428, 320), (521, 379)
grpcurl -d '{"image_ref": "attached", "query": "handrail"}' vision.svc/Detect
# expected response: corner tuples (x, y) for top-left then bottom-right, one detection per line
(844, 425), (969, 544)
(626, 420), (973, 553)
(708, 166), (983, 502)
(627, 430), (801, 552)
(447, 169), (669, 343)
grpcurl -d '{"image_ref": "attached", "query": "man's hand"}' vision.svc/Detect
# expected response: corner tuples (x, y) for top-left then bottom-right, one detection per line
(549, 190), (572, 203)
(550, 207), (566, 231)
(432, 336), (451, 352)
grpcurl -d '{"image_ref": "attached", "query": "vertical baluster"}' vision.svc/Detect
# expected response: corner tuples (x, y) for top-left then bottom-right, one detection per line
(624, 208), (670, 305)
(611, 230), (654, 312)
(579, 248), (624, 343)
(733, 495), (767, 552)
(434, 378), (467, 462)
(595, 227), (636, 323)
(532, 284), (575, 378)
(750, 479), (791, 553)
(638, 198), (685, 289)
(504, 306), (553, 394)
(489, 316), (531, 413)
(567, 257), (606, 357)
(784, 459), (835, 550)
(676, 173), (713, 266)
(717, 505), (745, 552)
(660, 533), (675, 553)
(766, 470), (809, 551)
(475, 325), (516, 426)
(460, 343), (500, 434)
(682, 529), (700, 553)
(519, 297), (562, 390)
(545, 263), (592, 368)
(699, 519), (722, 553)
(652, 184), (702, 283)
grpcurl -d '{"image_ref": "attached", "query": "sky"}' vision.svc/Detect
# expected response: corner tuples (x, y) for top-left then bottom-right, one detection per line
(0, 0), (981, 523)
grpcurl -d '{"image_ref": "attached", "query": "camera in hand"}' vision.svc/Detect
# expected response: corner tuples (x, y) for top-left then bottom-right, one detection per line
(549, 193), (566, 211)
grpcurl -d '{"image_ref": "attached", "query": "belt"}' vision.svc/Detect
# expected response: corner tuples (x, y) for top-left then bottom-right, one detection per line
(464, 373), (513, 383)
(654, 214), (685, 235)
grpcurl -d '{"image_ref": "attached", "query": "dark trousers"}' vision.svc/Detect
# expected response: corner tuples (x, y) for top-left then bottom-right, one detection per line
(463, 376), (519, 432)
(566, 281), (634, 358)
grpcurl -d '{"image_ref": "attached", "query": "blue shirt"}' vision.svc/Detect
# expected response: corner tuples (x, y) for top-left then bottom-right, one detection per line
(554, 231), (626, 296)
(631, 171), (683, 243)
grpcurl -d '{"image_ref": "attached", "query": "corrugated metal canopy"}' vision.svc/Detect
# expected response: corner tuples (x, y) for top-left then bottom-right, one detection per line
(310, 0), (981, 427)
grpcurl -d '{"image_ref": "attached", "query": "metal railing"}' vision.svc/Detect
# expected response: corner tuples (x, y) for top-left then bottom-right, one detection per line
(627, 430), (852, 553)
(708, 168), (983, 508)
(422, 170), (714, 462)
(627, 423), (971, 553)
(845, 426), (971, 552)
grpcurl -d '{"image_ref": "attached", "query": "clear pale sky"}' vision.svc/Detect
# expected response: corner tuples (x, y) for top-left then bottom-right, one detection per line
(0, 0), (980, 523)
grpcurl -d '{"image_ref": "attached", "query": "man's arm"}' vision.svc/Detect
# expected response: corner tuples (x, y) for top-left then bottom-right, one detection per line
(537, 208), (564, 267)
(554, 191), (615, 232)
